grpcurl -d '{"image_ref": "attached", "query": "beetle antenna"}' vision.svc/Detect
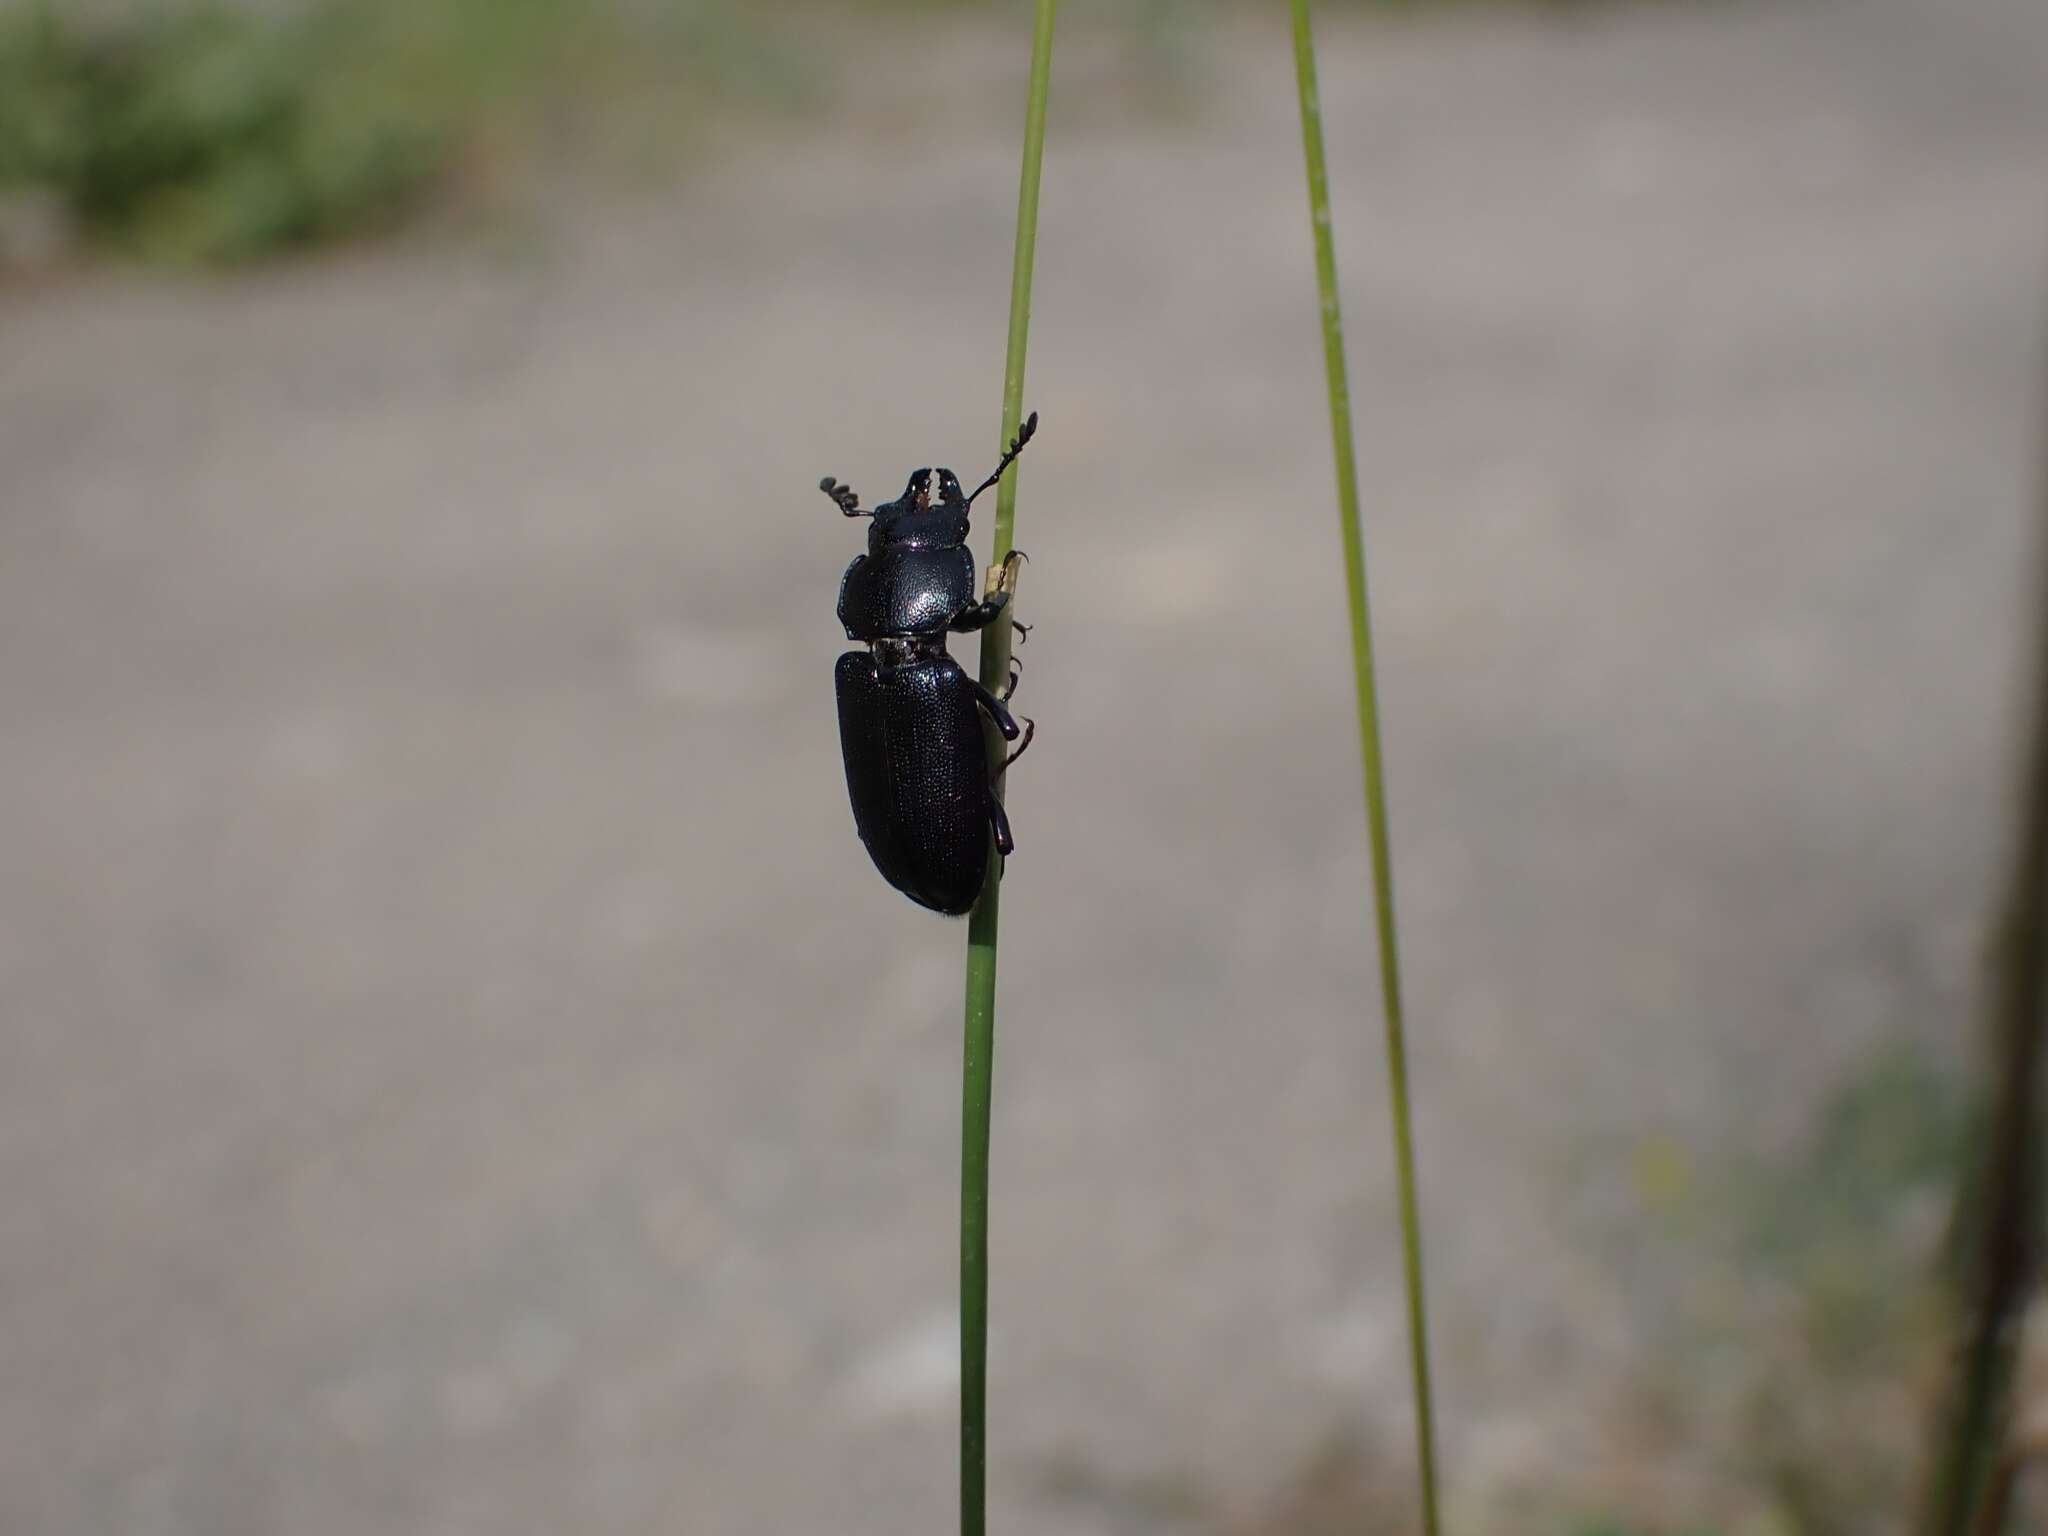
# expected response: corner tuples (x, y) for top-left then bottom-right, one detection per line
(965, 410), (1039, 507)
(819, 476), (868, 517)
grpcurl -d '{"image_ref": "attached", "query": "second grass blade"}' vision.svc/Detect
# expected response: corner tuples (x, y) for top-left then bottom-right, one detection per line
(1287, 3), (1443, 1531)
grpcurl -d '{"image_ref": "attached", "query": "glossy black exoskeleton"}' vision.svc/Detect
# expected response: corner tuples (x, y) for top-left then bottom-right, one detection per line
(822, 413), (1039, 915)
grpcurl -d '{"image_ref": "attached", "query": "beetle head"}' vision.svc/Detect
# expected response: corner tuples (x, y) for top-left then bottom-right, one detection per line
(869, 465), (971, 551)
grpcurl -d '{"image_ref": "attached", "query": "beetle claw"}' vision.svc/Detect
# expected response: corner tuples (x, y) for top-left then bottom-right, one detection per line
(986, 549), (1026, 601)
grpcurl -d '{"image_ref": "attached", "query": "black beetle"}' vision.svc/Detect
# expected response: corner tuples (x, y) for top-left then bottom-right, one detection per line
(821, 413), (1040, 915)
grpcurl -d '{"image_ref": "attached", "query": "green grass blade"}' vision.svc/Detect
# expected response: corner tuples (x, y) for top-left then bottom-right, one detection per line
(1287, 4), (1443, 1531)
(961, 4), (1056, 1534)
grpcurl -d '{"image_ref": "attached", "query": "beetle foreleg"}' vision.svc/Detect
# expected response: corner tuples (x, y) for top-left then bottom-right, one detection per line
(953, 549), (1029, 634)
(950, 590), (1010, 633)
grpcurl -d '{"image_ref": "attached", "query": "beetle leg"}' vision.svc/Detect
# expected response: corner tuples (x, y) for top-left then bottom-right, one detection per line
(953, 551), (1029, 633)
(995, 717), (1036, 779)
(970, 680), (1021, 741)
(989, 796), (1016, 858)
(1011, 620), (1031, 645)
(950, 590), (1010, 633)
(997, 652), (1023, 701)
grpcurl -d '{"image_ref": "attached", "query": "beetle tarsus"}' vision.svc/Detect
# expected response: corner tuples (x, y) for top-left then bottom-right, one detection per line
(990, 549), (1028, 592)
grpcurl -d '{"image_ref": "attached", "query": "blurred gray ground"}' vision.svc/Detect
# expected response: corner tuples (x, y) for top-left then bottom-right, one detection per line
(4, 0), (2048, 1531)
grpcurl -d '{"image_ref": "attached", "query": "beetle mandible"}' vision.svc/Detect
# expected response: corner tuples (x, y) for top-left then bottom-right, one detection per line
(820, 412), (1039, 915)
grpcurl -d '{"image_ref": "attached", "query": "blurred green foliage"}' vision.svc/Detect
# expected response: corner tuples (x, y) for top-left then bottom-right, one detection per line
(1717, 1044), (1963, 1534)
(1553, 1040), (1968, 1532)
(0, 0), (790, 264)
(1733, 1042), (1963, 1371)
(0, 2), (441, 262)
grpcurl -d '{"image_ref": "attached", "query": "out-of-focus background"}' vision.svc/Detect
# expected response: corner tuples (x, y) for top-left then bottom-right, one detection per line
(4, 0), (2046, 1531)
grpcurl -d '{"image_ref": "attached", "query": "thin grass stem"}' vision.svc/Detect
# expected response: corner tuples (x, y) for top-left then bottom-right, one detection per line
(1287, 4), (1442, 1531)
(961, 5), (1056, 1534)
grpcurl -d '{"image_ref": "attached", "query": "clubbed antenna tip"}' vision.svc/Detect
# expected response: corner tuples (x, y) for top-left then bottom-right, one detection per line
(819, 476), (866, 517)
(966, 408), (1042, 508)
